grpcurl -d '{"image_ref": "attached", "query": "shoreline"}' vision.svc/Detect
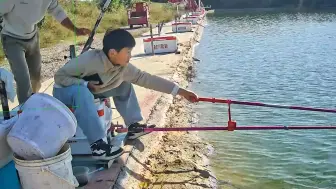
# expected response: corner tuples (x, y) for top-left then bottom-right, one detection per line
(114, 17), (219, 189)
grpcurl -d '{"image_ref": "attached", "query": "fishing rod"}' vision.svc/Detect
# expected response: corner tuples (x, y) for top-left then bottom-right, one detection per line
(64, 0), (112, 60)
(115, 97), (336, 133)
(116, 125), (336, 133)
(80, 0), (112, 54)
(196, 97), (336, 113)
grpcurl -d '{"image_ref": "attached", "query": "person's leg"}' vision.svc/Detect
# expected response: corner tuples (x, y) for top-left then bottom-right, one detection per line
(53, 85), (105, 143)
(26, 32), (41, 93)
(1, 35), (32, 104)
(95, 81), (143, 126)
(95, 82), (156, 139)
(52, 85), (123, 160)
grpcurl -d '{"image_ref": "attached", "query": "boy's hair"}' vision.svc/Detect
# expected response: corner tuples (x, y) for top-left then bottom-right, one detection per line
(103, 28), (136, 55)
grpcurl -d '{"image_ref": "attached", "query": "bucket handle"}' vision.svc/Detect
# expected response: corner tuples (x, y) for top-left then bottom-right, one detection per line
(41, 167), (79, 187)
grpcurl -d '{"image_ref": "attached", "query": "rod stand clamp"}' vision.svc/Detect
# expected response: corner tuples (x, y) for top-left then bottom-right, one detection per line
(228, 120), (236, 131)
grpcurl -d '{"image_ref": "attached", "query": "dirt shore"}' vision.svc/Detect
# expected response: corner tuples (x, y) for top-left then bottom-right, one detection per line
(114, 18), (218, 189)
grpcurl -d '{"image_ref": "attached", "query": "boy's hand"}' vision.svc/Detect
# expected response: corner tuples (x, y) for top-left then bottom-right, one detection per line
(87, 81), (102, 92)
(177, 88), (198, 103)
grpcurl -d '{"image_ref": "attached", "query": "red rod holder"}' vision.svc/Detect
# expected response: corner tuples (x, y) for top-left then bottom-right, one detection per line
(227, 100), (236, 131)
(113, 97), (336, 133)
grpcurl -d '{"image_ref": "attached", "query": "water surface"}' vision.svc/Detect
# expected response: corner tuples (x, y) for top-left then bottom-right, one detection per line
(191, 12), (336, 189)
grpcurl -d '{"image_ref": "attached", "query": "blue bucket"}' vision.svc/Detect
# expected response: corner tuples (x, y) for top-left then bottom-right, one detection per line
(0, 161), (21, 189)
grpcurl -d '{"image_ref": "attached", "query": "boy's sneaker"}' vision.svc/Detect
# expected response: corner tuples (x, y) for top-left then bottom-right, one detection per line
(90, 139), (123, 160)
(127, 122), (156, 140)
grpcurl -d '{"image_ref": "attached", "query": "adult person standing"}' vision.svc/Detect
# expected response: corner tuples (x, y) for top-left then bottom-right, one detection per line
(0, 0), (91, 104)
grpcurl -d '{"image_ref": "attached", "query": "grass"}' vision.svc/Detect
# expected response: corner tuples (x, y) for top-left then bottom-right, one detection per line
(0, 1), (177, 64)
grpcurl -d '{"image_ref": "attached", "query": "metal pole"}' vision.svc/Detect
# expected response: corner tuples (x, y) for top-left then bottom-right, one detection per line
(80, 0), (112, 54)
(198, 0), (200, 11)
(150, 24), (155, 55)
(70, 45), (76, 59)
(0, 81), (10, 120)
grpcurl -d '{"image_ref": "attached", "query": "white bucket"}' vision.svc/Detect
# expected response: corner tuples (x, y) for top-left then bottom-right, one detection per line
(7, 93), (77, 160)
(185, 16), (199, 24)
(143, 36), (178, 54)
(13, 144), (79, 189)
(172, 22), (192, 33)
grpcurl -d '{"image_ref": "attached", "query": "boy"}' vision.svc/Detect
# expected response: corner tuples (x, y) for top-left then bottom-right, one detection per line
(53, 28), (198, 160)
